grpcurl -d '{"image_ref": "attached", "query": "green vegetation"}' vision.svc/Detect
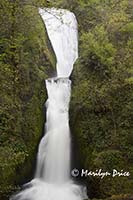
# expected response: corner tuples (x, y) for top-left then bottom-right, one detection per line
(0, 0), (132, 199)
(0, 0), (56, 199)
(66, 0), (133, 199)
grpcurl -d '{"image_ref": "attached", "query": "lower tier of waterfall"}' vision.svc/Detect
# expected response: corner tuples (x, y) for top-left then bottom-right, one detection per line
(10, 78), (87, 200)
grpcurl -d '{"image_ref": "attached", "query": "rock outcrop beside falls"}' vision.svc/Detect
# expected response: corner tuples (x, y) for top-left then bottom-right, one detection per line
(0, 2), (56, 199)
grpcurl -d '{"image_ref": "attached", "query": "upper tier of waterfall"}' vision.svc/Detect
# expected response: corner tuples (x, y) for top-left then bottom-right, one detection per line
(39, 8), (78, 77)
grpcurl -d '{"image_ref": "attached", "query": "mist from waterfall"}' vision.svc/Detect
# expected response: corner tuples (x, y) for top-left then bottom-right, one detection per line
(10, 8), (87, 200)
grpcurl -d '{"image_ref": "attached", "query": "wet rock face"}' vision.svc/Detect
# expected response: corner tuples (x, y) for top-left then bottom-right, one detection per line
(0, 2), (56, 199)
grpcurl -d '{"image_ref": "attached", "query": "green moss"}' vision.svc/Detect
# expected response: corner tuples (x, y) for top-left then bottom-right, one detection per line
(0, 1), (56, 198)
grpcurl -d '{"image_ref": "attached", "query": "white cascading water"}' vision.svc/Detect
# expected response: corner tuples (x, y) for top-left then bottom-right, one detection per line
(10, 8), (87, 200)
(36, 78), (71, 184)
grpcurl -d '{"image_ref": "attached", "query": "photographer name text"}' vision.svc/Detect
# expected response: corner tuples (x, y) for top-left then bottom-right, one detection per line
(71, 169), (130, 179)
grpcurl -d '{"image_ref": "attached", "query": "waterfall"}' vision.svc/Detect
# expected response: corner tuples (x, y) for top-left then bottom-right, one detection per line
(10, 8), (87, 200)
(35, 78), (71, 184)
(39, 8), (78, 77)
